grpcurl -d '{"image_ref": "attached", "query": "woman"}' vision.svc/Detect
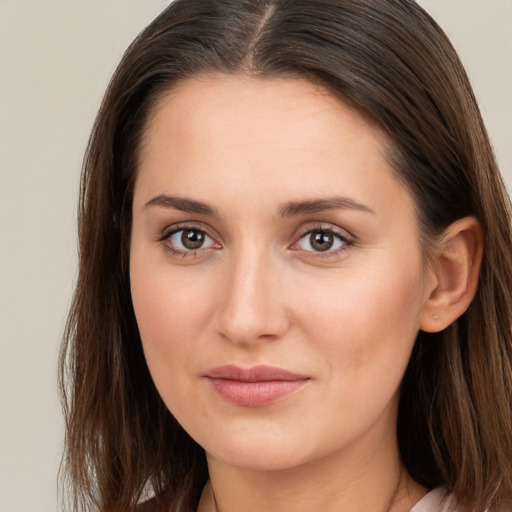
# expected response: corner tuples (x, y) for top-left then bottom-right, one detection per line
(59, 1), (512, 511)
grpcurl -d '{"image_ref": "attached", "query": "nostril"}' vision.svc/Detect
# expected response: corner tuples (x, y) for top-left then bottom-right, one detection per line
(214, 291), (290, 345)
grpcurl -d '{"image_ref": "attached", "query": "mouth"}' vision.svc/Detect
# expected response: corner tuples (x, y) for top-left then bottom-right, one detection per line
(204, 365), (310, 407)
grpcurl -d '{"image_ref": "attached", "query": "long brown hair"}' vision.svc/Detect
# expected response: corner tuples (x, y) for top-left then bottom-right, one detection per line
(59, 1), (512, 510)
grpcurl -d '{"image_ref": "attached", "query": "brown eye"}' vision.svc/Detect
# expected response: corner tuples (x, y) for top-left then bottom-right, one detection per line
(181, 229), (206, 249)
(296, 227), (350, 254)
(309, 231), (334, 252)
(164, 228), (218, 253)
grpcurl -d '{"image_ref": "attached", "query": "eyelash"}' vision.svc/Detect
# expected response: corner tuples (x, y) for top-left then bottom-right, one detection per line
(157, 224), (219, 258)
(291, 225), (354, 258)
(157, 223), (354, 259)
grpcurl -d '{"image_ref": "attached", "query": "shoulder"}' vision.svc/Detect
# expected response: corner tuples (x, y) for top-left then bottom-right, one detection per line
(136, 497), (157, 512)
(410, 487), (452, 512)
(409, 487), (481, 512)
(409, 487), (512, 512)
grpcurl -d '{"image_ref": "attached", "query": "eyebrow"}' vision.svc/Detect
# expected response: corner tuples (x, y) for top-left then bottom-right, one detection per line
(143, 194), (375, 217)
(278, 196), (375, 217)
(143, 194), (219, 216)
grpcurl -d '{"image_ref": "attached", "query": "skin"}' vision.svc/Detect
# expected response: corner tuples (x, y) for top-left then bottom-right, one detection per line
(129, 75), (480, 512)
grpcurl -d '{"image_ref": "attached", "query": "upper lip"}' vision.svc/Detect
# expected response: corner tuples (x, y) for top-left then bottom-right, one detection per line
(204, 365), (309, 382)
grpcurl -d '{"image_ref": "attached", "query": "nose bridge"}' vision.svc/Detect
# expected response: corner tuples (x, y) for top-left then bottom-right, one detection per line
(215, 242), (288, 344)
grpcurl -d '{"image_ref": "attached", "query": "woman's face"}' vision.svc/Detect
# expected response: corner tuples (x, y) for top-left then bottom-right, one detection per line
(130, 75), (434, 471)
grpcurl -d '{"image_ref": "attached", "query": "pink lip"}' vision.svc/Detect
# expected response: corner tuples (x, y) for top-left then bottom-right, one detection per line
(204, 365), (310, 407)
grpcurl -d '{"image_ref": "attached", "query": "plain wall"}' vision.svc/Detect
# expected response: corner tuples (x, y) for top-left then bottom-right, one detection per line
(0, 1), (510, 511)
(0, 3), (168, 511)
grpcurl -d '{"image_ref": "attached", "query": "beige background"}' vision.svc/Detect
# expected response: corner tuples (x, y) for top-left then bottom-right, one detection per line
(0, 1), (510, 511)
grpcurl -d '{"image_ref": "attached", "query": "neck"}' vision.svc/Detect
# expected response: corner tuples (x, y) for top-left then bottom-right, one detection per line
(197, 435), (426, 512)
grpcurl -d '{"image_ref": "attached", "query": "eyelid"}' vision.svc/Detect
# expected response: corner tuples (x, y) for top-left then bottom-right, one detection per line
(289, 223), (355, 255)
(294, 222), (354, 241)
(158, 221), (218, 242)
(157, 222), (222, 257)
(155, 221), (354, 259)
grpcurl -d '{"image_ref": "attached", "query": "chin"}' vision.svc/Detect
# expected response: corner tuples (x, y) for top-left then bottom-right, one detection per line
(196, 421), (330, 472)
(209, 443), (311, 472)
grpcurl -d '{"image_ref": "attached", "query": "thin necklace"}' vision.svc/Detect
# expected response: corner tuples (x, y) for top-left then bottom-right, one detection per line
(210, 470), (403, 512)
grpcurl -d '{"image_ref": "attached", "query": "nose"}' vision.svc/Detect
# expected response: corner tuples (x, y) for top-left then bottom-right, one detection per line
(214, 248), (290, 345)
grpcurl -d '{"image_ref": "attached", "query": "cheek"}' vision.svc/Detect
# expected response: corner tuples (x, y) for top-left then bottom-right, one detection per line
(129, 256), (217, 379)
(296, 257), (425, 383)
(130, 263), (220, 427)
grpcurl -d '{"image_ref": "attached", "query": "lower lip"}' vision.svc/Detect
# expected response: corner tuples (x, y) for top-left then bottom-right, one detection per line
(206, 378), (308, 407)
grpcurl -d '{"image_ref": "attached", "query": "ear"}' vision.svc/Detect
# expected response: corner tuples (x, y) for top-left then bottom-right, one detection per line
(420, 216), (483, 333)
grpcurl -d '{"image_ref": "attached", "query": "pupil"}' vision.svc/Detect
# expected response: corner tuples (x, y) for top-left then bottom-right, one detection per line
(182, 230), (204, 249)
(311, 231), (333, 251)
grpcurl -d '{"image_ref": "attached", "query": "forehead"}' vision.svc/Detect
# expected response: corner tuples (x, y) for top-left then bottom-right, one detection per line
(134, 74), (414, 224)
(141, 73), (386, 156)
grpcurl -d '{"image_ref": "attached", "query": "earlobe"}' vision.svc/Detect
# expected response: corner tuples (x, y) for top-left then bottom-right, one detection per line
(420, 216), (483, 333)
